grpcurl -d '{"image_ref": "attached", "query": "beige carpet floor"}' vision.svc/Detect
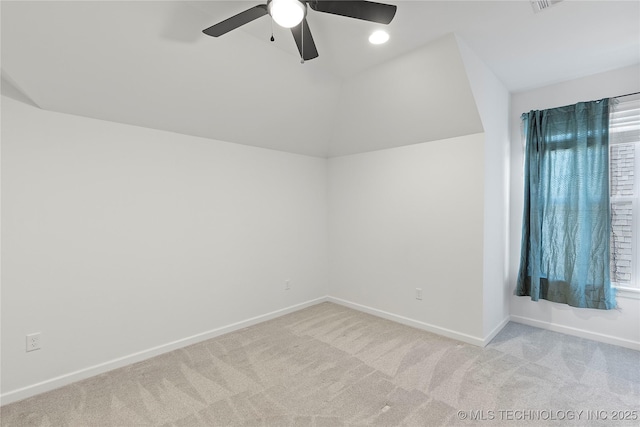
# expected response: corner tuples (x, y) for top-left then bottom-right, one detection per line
(1, 302), (639, 426)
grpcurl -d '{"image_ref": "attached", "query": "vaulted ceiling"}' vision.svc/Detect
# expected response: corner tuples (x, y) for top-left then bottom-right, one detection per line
(2, 1), (639, 157)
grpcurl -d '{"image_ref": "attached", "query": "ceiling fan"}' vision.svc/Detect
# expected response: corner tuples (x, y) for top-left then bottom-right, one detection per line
(202, 0), (397, 61)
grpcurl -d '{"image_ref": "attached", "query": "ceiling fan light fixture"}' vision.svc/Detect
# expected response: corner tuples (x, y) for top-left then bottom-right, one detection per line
(269, 0), (305, 29)
(369, 30), (389, 45)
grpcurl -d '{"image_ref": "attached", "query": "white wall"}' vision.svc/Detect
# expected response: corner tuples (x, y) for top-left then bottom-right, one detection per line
(1, 95), (329, 402)
(457, 36), (511, 340)
(509, 64), (640, 349)
(328, 133), (486, 343)
(328, 34), (483, 157)
(324, 34), (499, 345)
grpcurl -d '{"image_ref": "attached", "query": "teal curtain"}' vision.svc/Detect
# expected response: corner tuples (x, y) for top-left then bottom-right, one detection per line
(516, 99), (616, 310)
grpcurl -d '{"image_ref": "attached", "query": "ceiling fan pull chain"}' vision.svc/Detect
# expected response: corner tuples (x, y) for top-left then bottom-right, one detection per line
(270, 16), (275, 42)
(300, 18), (305, 64)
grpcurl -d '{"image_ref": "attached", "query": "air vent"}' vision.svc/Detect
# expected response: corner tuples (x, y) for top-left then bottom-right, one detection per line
(530, 0), (564, 13)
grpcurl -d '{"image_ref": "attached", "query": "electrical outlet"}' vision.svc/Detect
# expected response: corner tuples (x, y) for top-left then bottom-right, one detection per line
(285, 280), (291, 290)
(415, 288), (423, 300)
(26, 333), (41, 352)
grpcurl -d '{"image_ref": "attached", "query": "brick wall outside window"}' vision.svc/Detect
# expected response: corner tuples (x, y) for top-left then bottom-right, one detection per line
(610, 143), (635, 285)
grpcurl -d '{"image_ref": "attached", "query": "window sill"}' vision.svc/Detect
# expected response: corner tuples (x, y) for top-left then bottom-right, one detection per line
(613, 285), (640, 300)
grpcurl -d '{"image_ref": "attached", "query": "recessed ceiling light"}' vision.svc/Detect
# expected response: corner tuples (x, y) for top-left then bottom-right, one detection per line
(369, 30), (389, 45)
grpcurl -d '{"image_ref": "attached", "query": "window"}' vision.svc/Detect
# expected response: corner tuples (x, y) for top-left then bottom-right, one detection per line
(610, 94), (640, 290)
(516, 100), (615, 309)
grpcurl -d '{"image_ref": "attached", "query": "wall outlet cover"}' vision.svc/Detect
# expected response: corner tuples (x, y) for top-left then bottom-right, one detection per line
(26, 333), (41, 352)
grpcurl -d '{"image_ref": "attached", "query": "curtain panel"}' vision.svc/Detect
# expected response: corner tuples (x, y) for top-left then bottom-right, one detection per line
(516, 99), (616, 310)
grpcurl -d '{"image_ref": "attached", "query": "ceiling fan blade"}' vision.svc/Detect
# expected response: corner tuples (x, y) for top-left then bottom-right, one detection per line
(203, 4), (268, 37)
(309, 1), (396, 24)
(291, 18), (319, 61)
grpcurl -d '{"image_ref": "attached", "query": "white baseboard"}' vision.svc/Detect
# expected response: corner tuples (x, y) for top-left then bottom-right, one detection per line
(483, 316), (511, 346)
(509, 314), (640, 351)
(0, 297), (328, 406)
(326, 296), (500, 347)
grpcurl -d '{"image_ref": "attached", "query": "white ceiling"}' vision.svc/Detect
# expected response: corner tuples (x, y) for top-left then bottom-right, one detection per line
(2, 1), (639, 157)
